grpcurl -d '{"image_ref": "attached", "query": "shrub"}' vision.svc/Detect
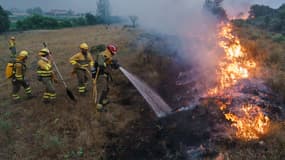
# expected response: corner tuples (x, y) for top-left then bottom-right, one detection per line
(0, 5), (10, 33)
(272, 34), (285, 43)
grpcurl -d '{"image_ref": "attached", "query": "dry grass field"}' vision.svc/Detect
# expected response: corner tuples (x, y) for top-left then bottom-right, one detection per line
(0, 25), (150, 159)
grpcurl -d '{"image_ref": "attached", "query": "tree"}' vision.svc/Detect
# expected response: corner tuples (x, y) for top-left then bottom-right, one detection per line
(129, 16), (138, 28)
(0, 5), (10, 33)
(249, 5), (275, 18)
(72, 17), (87, 26)
(96, 0), (111, 24)
(26, 7), (43, 15)
(85, 13), (100, 25)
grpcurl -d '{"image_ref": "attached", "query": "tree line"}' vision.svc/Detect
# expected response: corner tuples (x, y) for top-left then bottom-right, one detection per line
(15, 14), (122, 31)
(242, 4), (285, 35)
(0, 0), (125, 33)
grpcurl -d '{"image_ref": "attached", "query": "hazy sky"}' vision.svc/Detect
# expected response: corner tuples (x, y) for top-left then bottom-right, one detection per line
(0, 0), (284, 13)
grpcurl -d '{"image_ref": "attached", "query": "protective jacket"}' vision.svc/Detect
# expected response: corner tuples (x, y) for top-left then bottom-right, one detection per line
(13, 57), (26, 80)
(37, 57), (56, 103)
(11, 55), (32, 100)
(97, 49), (113, 67)
(8, 40), (16, 49)
(37, 57), (53, 77)
(70, 52), (94, 69)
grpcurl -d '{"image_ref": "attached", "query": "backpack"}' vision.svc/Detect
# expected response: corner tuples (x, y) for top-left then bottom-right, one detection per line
(5, 62), (15, 79)
(5, 61), (25, 79)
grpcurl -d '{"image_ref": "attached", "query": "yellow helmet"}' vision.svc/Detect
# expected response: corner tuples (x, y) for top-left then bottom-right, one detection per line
(19, 50), (28, 57)
(10, 36), (15, 40)
(38, 48), (50, 56)
(79, 43), (88, 50)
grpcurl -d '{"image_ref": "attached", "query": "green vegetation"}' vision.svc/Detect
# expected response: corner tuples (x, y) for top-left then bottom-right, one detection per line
(233, 21), (285, 102)
(16, 15), (72, 30)
(15, 14), (101, 31)
(231, 3), (285, 102)
(1, 0), (122, 32)
(85, 13), (103, 25)
(14, 13), (124, 31)
(245, 4), (285, 35)
(0, 5), (10, 33)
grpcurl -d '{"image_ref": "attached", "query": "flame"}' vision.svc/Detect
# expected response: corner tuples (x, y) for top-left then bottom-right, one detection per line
(207, 22), (270, 140)
(225, 104), (270, 140)
(215, 23), (256, 91)
(230, 12), (249, 20)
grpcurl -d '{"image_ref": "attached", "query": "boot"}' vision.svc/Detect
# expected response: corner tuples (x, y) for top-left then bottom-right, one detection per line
(26, 93), (34, 99)
(43, 98), (50, 104)
(96, 104), (103, 112)
(102, 99), (110, 105)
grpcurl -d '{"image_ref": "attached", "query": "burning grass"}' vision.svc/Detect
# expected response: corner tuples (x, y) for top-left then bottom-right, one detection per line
(224, 104), (270, 141)
(206, 22), (271, 141)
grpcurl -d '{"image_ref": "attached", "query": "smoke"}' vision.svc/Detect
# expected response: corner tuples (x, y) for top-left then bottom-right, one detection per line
(110, 0), (285, 104)
(112, 0), (221, 68)
(111, 0), (284, 66)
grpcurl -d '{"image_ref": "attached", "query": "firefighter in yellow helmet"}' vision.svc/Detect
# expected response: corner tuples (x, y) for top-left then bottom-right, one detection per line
(93, 44), (120, 111)
(37, 48), (56, 104)
(8, 36), (16, 59)
(11, 50), (33, 102)
(69, 43), (94, 95)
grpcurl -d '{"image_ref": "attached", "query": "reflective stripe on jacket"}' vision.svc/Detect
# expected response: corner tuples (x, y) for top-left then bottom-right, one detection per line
(37, 58), (53, 77)
(69, 52), (94, 68)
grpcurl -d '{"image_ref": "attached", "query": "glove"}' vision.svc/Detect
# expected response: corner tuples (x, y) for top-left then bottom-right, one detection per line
(51, 72), (58, 83)
(74, 63), (82, 69)
(12, 78), (17, 84)
(91, 68), (97, 78)
(111, 60), (120, 69)
(53, 78), (58, 83)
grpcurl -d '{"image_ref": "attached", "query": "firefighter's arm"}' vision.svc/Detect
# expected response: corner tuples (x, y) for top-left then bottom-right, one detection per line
(38, 60), (52, 71)
(97, 54), (106, 69)
(69, 53), (81, 68)
(88, 53), (95, 69)
(15, 63), (23, 80)
(8, 41), (14, 49)
(51, 71), (58, 83)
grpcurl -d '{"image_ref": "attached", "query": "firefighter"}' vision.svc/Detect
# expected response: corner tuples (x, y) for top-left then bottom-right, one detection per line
(37, 48), (56, 104)
(69, 43), (94, 95)
(11, 50), (33, 102)
(93, 44), (120, 111)
(8, 36), (17, 59)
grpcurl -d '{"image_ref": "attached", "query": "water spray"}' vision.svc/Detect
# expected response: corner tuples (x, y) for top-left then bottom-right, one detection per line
(119, 67), (172, 118)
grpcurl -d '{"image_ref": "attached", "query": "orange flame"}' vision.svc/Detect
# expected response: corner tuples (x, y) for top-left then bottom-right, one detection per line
(225, 104), (270, 140)
(208, 23), (270, 140)
(216, 23), (256, 91)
